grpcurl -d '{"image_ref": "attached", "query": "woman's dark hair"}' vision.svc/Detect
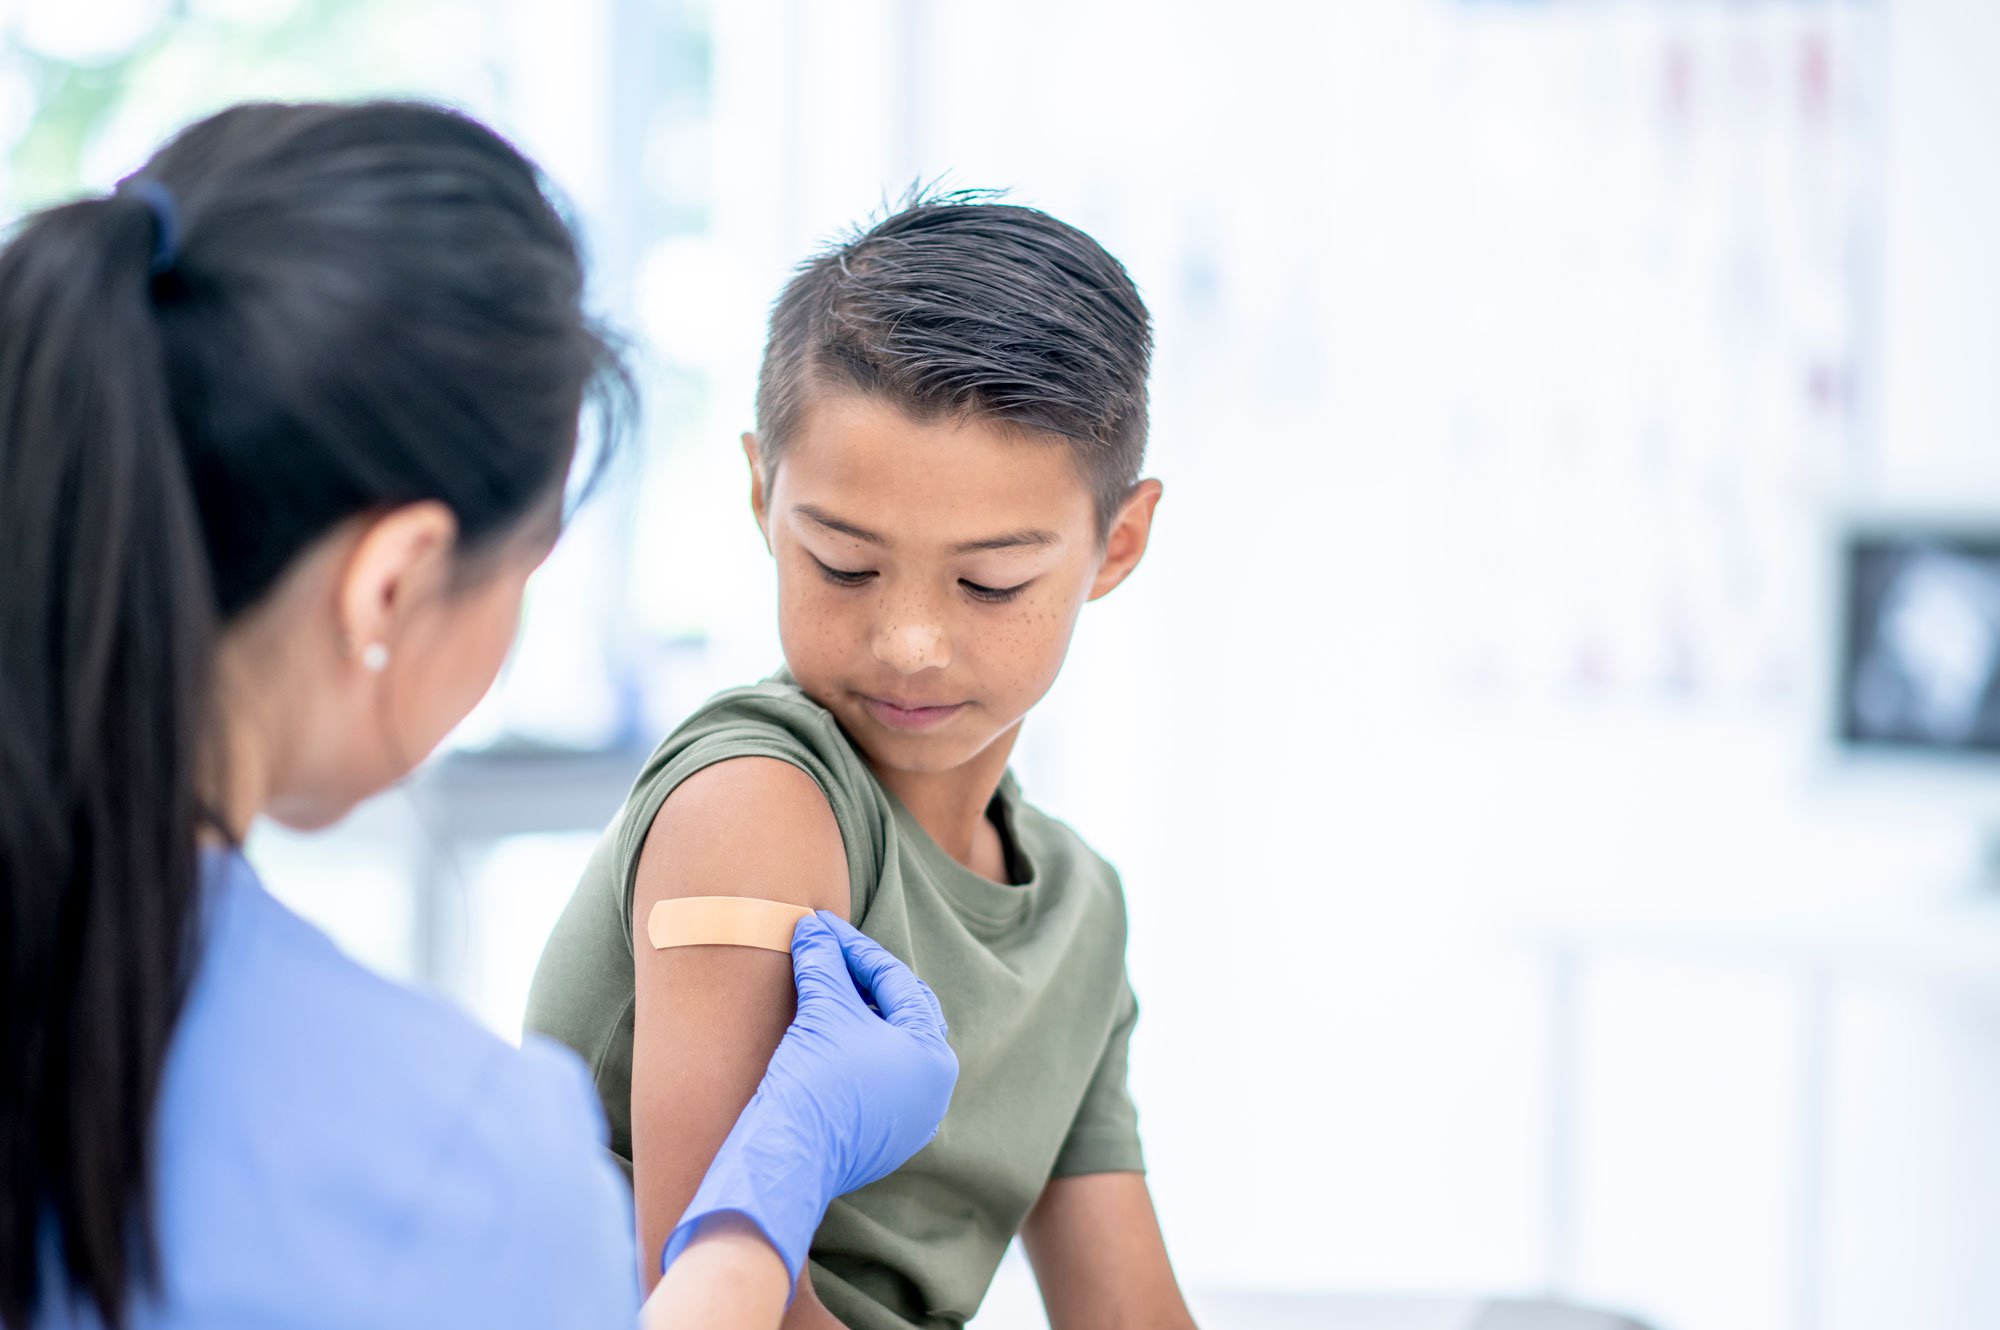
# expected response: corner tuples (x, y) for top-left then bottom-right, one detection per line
(0, 100), (625, 1327)
(754, 188), (1153, 535)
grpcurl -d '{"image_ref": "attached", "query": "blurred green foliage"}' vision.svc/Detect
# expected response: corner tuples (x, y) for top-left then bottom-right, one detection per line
(4, 0), (498, 213)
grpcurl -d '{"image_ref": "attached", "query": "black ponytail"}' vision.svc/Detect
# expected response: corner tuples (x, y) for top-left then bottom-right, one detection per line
(0, 185), (214, 1330)
(0, 102), (627, 1327)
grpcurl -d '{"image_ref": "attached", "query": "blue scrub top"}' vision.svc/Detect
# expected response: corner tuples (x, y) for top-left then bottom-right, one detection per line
(36, 850), (640, 1328)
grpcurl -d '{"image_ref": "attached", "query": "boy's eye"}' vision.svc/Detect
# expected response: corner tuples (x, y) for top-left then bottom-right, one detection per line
(961, 578), (1029, 604)
(810, 555), (875, 587)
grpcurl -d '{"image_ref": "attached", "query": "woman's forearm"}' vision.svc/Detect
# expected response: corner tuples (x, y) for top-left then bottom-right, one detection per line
(639, 1215), (792, 1330)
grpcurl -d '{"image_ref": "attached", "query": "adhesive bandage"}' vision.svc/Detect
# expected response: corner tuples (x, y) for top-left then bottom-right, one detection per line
(646, 896), (815, 954)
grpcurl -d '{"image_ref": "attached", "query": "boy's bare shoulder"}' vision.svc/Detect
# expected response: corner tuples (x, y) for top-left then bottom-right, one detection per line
(637, 755), (851, 919)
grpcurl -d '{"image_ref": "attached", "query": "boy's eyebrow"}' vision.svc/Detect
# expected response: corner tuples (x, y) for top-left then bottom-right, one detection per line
(793, 503), (1061, 554)
(951, 528), (1061, 554)
(795, 504), (885, 545)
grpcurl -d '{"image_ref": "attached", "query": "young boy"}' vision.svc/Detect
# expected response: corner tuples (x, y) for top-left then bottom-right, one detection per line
(525, 193), (1192, 1329)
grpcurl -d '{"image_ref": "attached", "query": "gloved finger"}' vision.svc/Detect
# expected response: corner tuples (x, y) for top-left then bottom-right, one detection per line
(789, 912), (870, 1014)
(811, 912), (919, 1011)
(813, 911), (949, 1042)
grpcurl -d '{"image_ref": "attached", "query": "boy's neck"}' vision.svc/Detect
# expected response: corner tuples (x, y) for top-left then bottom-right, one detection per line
(869, 720), (1022, 877)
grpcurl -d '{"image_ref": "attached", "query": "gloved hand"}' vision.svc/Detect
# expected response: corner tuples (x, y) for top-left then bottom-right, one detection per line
(658, 910), (958, 1292)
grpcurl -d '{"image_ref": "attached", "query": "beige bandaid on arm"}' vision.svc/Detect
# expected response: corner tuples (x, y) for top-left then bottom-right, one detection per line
(646, 896), (816, 954)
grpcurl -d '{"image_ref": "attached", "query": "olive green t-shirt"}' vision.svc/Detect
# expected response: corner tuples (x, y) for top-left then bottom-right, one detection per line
(523, 674), (1144, 1330)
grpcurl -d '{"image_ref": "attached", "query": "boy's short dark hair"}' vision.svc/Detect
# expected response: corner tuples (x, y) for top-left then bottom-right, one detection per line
(754, 189), (1152, 531)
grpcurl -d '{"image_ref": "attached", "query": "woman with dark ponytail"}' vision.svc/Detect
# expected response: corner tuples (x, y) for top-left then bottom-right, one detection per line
(0, 101), (954, 1330)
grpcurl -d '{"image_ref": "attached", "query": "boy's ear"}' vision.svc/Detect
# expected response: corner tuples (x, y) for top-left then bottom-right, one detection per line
(742, 432), (772, 550)
(1087, 478), (1164, 602)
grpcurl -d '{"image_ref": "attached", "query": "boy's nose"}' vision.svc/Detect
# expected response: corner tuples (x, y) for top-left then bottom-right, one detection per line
(872, 617), (952, 675)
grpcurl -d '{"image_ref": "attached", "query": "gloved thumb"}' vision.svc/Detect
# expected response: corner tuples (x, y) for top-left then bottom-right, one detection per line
(789, 911), (860, 1014)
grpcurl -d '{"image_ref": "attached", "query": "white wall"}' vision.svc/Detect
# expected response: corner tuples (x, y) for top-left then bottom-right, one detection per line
(1881, 0), (2000, 500)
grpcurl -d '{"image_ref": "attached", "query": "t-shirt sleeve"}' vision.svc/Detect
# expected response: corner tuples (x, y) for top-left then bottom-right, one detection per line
(1048, 975), (1147, 1178)
(609, 696), (887, 936)
(378, 1037), (640, 1328)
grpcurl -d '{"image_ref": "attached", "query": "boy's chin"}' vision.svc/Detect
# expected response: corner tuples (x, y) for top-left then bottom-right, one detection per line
(854, 731), (975, 776)
(849, 721), (1006, 780)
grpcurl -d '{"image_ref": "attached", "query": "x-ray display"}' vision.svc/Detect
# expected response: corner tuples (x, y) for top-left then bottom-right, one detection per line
(1840, 537), (2000, 752)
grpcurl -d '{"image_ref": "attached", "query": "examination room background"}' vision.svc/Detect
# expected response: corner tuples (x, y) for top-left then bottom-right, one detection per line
(4, 2), (1995, 1329)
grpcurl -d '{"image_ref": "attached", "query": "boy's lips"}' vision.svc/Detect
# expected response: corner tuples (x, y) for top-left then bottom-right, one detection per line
(860, 694), (967, 731)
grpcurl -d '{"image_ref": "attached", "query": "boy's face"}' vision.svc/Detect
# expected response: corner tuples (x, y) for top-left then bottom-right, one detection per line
(747, 391), (1160, 780)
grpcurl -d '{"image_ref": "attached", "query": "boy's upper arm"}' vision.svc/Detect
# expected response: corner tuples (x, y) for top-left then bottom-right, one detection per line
(627, 756), (852, 1293)
(1028, 974), (1181, 1326)
(1021, 1173), (1197, 1330)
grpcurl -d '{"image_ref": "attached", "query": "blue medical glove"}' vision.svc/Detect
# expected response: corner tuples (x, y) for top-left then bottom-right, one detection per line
(658, 910), (958, 1291)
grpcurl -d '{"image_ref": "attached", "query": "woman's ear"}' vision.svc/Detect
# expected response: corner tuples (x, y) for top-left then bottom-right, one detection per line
(743, 432), (772, 552)
(1088, 479), (1164, 602)
(334, 501), (458, 666)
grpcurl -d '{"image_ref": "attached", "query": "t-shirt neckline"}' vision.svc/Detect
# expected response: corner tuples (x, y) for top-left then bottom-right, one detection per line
(878, 773), (1041, 927)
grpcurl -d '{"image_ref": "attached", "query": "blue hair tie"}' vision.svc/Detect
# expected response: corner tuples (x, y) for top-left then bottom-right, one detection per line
(121, 178), (180, 276)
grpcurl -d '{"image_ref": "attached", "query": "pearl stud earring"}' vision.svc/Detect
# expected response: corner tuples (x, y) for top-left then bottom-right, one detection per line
(360, 643), (390, 673)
